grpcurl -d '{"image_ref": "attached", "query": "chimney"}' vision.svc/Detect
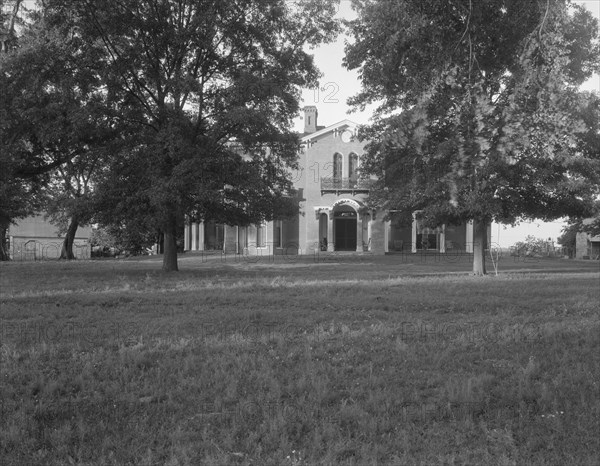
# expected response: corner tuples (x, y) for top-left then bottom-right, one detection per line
(304, 106), (318, 134)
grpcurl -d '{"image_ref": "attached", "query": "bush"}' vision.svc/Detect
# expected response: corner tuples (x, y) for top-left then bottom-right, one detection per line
(90, 226), (157, 257)
(510, 235), (554, 257)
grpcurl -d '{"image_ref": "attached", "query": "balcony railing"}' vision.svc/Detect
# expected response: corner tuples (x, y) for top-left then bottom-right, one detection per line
(320, 177), (374, 192)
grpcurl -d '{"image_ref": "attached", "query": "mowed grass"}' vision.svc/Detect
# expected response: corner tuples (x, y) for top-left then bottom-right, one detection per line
(1, 255), (599, 465)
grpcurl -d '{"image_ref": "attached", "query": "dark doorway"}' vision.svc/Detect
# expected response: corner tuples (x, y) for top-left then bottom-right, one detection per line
(204, 222), (225, 250)
(319, 213), (328, 251)
(417, 233), (437, 250)
(335, 216), (357, 251)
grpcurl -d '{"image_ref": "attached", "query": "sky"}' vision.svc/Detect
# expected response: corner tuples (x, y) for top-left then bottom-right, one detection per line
(292, 0), (600, 247)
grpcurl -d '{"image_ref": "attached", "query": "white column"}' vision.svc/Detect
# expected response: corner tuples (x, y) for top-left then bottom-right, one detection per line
(384, 219), (389, 253)
(367, 212), (373, 251)
(191, 222), (198, 250)
(356, 212), (362, 252)
(184, 219), (190, 250)
(466, 221), (473, 253)
(198, 221), (205, 251)
(235, 226), (239, 254)
(440, 224), (446, 253)
(411, 212), (417, 253)
(265, 221), (269, 253)
(327, 211), (334, 251)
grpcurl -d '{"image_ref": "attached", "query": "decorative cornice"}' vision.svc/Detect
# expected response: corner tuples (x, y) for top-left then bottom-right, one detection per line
(300, 119), (358, 143)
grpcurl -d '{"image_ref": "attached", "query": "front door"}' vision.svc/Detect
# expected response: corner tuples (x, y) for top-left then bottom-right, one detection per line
(335, 218), (357, 251)
(417, 233), (437, 250)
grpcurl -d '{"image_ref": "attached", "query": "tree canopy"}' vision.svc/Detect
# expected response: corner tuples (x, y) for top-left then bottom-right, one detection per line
(345, 0), (600, 274)
(1, 1), (118, 260)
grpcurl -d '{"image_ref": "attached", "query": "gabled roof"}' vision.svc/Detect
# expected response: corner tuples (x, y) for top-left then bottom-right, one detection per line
(300, 119), (359, 142)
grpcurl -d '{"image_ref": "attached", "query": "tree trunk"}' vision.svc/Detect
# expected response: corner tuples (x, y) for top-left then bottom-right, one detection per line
(60, 217), (79, 260)
(162, 220), (179, 272)
(0, 219), (10, 261)
(472, 218), (488, 276)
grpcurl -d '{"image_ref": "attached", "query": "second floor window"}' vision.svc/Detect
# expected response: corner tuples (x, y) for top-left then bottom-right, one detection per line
(349, 153), (358, 181)
(333, 153), (342, 179)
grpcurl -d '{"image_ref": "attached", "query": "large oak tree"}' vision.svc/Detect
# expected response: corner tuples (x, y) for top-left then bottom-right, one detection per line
(41, 0), (339, 271)
(345, 0), (600, 274)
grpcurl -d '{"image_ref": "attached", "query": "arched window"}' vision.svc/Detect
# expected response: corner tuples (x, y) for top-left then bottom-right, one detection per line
(349, 153), (358, 183)
(333, 153), (342, 180)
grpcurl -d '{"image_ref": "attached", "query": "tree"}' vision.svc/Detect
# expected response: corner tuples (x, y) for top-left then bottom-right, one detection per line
(42, 0), (339, 271)
(562, 90), (600, 243)
(1, 1), (113, 260)
(511, 235), (553, 257)
(1, 2), (58, 260)
(345, 0), (600, 275)
(44, 147), (109, 260)
(560, 206), (600, 254)
(582, 215), (600, 237)
(557, 221), (579, 254)
(90, 224), (157, 257)
(1, 0), (34, 260)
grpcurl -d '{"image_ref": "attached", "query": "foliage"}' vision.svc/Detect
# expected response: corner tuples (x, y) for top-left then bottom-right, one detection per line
(560, 210), (600, 245)
(511, 235), (553, 257)
(345, 0), (600, 274)
(0, 0), (35, 259)
(0, 157), (46, 256)
(89, 226), (118, 254)
(90, 225), (157, 257)
(559, 87), (600, 245)
(581, 215), (600, 237)
(557, 222), (580, 250)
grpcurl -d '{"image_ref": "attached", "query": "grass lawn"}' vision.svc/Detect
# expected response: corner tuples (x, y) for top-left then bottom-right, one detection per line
(1, 254), (599, 465)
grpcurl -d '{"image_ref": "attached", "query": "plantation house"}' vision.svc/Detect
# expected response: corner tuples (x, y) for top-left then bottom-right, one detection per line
(184, 106), (489, 255)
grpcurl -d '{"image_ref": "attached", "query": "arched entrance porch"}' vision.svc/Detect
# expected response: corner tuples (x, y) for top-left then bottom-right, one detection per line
(314, 199), (371, 252)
